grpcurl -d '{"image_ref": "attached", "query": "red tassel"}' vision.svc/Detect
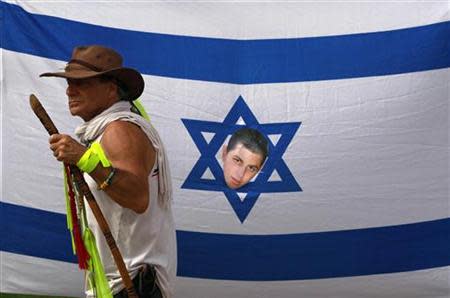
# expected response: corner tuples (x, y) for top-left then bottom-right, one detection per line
(65, 164), (90, 269)
(73, 220), (89, 269)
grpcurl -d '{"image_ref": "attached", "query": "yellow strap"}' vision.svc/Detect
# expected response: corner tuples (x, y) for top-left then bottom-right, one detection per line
(83, 227), (113, 297)
(132, 98), (150, 121)
(76, 141), (111, 173)
(63, 166), (76, 254)
(90, 142), (111, 167)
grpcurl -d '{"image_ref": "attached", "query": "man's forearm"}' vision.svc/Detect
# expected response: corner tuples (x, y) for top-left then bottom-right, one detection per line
(89, 165), (150, 214)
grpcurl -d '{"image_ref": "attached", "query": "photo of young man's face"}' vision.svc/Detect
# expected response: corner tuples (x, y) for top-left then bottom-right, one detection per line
(220, 128), (269, 190)
(221, 143), (264, 189)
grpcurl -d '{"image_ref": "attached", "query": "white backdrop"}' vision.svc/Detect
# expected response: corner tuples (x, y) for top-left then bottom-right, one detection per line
(1, 1), (449, 297)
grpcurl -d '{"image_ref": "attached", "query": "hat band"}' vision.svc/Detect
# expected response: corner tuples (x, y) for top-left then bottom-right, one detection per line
(69, 59), (103, 72)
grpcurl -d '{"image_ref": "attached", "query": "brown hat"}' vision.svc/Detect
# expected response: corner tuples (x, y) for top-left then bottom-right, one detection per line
(40, 45), (144, 101)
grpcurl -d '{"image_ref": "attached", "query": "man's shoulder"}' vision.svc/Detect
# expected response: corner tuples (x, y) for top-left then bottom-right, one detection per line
(102, 119), (146, 138)
(105, 119), (140, 129)
(102, 119), (154, 152)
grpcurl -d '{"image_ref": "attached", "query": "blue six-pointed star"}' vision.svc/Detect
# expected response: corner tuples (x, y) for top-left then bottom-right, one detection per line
(181, 96), (302, 222)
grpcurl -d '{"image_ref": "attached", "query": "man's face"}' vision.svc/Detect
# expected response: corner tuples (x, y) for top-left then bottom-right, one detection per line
(66, 77), (117, 121)
(222, 143), (264, 189)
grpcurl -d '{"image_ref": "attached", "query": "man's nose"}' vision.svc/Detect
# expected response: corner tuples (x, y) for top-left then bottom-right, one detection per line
(66, 84), (78, 96)
(235, 166), (245, 179)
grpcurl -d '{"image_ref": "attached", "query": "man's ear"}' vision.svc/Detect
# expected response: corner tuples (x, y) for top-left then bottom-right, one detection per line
(108, 81), (119, 101)
(222, 145), (227, 161)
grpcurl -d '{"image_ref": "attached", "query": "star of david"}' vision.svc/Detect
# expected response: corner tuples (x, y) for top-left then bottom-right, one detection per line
(181, 96), (302, 222)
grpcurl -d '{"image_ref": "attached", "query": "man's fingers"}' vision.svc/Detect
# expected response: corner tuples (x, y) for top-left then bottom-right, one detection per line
(56, 152), (64, 161)
(52, 148), (67, 162)
(49, 134), (62, 143)
(50, 134), (73, 144)
(49, 136), (86, 164)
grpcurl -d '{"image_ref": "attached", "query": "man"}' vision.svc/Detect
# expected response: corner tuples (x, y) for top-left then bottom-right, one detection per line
(41, 45), (176, 298)
(222, 128), (269, 189)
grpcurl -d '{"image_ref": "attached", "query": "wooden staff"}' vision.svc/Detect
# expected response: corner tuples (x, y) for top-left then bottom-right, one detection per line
(29, 94), (138, 298)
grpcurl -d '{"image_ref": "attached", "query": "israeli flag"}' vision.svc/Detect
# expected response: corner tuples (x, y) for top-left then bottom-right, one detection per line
(1, 1), (449, 297)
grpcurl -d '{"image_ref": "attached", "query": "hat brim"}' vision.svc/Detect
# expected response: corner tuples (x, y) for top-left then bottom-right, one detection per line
(40, 67), (144, 101)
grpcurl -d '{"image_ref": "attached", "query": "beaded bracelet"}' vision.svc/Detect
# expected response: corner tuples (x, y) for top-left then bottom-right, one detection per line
(98, 167), (116, 191)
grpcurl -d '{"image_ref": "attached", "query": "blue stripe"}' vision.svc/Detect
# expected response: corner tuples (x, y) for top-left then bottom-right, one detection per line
(0, 202), (77, 263)
(1, 2), (449, 84)
(1, 202), (449, 280)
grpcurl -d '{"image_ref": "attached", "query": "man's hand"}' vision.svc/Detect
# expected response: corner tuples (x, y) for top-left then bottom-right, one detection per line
(49, 134), (87, 164)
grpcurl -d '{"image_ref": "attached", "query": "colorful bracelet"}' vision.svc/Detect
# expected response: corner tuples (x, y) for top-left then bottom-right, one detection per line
(98, 167), (116, 191)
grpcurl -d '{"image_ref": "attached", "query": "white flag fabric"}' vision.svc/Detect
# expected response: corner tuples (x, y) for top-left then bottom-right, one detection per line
(1, 1), (449, 297)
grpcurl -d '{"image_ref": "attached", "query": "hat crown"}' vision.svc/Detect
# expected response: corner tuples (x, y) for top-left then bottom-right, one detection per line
(70, 45), (123, 71)
(40, 44), (145, 101)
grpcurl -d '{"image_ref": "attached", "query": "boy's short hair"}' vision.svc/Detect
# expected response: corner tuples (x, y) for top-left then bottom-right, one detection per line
(227, 128), (269, 162)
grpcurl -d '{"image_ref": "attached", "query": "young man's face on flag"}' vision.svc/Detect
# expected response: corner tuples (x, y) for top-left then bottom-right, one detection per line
(221, 142), (264, 189)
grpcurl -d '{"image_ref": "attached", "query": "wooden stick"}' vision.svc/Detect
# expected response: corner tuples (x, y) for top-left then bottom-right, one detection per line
(30, 94), (138, 298)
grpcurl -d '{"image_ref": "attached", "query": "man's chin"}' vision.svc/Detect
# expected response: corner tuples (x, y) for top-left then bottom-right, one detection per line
(225, 181), (242, 190)
(68, 109), (81, 118)
(68, 105), (83, 117)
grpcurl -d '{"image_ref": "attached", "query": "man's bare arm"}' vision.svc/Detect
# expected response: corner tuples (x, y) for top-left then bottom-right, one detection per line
(93, 121), (155, 213)
(49, 120), (155, 213)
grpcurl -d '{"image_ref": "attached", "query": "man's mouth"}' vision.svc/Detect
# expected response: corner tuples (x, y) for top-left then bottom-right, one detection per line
(68, 100), (81, 107)
(231, 177), (241, 186)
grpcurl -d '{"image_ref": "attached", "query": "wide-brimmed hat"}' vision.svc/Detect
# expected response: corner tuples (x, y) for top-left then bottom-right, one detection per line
(40, 45), (144, 101)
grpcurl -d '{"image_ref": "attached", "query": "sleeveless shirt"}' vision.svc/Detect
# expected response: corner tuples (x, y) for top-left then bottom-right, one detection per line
(84, 133), (177, 297)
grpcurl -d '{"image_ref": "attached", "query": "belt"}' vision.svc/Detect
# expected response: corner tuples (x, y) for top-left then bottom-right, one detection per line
(113, 264), (162, 298)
